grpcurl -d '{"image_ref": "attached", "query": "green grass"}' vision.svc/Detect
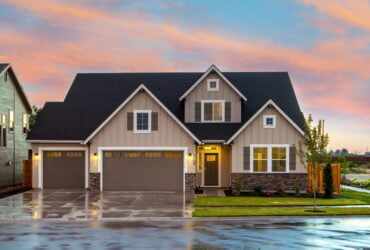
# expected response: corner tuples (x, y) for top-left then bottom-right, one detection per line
(194, 196), (366, 207)
(193, 207), (370, 217)
(341, 189), (370, 204)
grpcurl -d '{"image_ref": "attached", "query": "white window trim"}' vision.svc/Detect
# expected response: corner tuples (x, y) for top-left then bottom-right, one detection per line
(263, 115), (276, 128)
(200, 100), (225, 122)
(250, 144), (289, 173)
(133, 110), (152, 133)
(207, 79), (219, 91)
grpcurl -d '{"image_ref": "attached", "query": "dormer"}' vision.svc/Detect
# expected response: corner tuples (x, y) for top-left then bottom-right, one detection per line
(180, 65), (246, 123)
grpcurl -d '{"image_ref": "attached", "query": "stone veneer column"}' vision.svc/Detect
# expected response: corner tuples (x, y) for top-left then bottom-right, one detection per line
(185, 173), (196, 190)
(231, 173), (308, 192)
(89, 173), (101, 192)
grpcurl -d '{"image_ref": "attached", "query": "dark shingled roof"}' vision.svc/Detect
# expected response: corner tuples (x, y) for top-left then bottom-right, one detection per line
(27, 72), (304, 141)
(0, 63), (9, 73)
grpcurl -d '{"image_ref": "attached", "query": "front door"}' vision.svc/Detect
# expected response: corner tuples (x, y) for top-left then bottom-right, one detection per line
(204, 153), (218, 186)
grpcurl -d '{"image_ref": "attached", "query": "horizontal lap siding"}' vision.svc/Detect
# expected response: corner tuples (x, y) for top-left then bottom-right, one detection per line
(232, 106), (304, 173)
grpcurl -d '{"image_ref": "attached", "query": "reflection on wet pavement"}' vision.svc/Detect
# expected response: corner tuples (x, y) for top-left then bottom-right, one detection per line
(0, 190), (194, 220)
(0, 217), (369, 249)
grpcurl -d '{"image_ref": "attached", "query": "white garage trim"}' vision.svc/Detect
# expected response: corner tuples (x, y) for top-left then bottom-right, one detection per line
(98, 146), (188, 192)
(38, 147), (88, 189)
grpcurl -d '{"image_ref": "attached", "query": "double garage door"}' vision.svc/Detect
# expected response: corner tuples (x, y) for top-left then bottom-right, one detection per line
(103, 151), (183, 191)
(42, 150), (184, 191)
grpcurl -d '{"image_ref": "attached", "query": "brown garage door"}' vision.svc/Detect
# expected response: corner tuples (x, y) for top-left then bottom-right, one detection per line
(43, 151), (85, 189)
(103, 151), (183, 191)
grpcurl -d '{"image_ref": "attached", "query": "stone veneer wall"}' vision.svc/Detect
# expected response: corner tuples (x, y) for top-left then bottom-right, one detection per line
(185, 173), (196, 190)
(231, 173), (308, 192)
(89, 173), (100, 192)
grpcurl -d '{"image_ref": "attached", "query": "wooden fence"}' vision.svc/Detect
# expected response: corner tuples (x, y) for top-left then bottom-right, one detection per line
(308, 163), (341, 194)
(23, 160), (32, 188)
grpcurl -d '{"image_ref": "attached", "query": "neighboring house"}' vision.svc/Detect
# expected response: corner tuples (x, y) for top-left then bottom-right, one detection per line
(0, 63), (32, 187)
(27, 65), (307, 192)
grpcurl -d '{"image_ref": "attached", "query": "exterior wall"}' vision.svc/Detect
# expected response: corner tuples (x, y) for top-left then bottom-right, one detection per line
(232, 106), (305, 173)
(0, 69), (30, 187)
(90, 91), (197, 173)
(184, 72), (241, 123)
(231, 173), (308, 192)
(31, 143), (86, 188)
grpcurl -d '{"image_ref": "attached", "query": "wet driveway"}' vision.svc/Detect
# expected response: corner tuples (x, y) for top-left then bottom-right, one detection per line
(0, 217), (369, 249)
(0, 190), (194, 220)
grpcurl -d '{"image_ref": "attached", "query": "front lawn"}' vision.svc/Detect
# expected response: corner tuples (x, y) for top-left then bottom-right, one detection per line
(193, 207), (370, 217)
(194, 195), (367, 207)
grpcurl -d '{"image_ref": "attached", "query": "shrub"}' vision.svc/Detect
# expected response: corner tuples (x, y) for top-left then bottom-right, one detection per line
(253, 185), (263, 196)
(234, 178), (241, 196)
(261, 189), (275, 197)
(276, 184), (286, 196)
(295, 181), (301, 197)
(323, 162), (334, 198)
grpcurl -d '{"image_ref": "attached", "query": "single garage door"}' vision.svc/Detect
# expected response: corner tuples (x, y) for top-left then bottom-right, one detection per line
(43, 151), (85, 189)
(103, 151), (183, 191)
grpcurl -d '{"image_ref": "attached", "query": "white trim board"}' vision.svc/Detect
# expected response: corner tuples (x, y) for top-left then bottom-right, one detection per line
(179, 65), (247, 101)
(225, 99), (304, 144)
(37, 147), (89, 189)
(83, 84), (201, 144)
(97, 146), (188, 192)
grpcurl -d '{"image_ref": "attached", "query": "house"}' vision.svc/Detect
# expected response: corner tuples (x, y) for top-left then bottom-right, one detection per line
(27, 65), (307, 192)
(0, 63), (32, 187)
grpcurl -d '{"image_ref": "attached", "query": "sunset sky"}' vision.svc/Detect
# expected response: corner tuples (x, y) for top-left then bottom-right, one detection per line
(0, 0), (369, 153)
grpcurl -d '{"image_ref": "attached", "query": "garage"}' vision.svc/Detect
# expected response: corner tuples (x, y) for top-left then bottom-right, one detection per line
(102, 151), (184, 191)
(42, 151), (86, 189)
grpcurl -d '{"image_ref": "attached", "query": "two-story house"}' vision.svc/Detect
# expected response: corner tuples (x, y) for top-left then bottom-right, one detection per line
(0, 63), (32, 187)
(27, 65), (307, 192)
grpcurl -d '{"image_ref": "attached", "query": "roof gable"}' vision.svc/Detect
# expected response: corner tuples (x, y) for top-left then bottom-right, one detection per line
(83, 84), (201, 144)
(179, 65), (247, 101)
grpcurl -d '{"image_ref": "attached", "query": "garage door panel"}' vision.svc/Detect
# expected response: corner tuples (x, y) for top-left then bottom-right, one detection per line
(103, 151), (183, 191)
(43, 151), (85, 189)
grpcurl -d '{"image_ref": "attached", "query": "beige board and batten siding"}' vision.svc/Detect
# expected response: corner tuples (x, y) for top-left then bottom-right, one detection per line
(184, 72), (241, 123)
(89, 91), (196, 173)
(231, 106), (305, 173)
(31, 143), (87, 188)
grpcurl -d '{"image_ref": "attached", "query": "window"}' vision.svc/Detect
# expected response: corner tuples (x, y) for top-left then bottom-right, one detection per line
(251, 145), (289, 172)
(23, 113), (29, 133)
(9, 110), (14, 132)
(0, 125), (6, 147)
(207, 79), (219, 91)
(263, 115), (276, 128)
(202, 101), (224, 122)
(134, 110), (151, 133)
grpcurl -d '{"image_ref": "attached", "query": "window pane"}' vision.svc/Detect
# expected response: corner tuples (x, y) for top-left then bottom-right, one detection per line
(272, 160), (286, 172)
(213, 103), (223, 121)
(272, 147), (286, 159)
(204, 103), (212, 121)
(253, 147), (267, 159)
(253, 160), (267, 172)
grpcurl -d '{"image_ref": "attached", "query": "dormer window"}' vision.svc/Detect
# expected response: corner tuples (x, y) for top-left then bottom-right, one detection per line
(263, 115), (276, 128)
(207, 79), (219, 91)
(201, 100), (224, 122)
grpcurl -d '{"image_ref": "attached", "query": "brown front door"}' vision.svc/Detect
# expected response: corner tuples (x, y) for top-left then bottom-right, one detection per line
(204, 153), (218, 186)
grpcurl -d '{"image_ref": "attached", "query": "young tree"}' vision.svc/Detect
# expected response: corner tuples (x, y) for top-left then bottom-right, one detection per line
(297, 114), (329, 211)
(29, 105), (42, 129)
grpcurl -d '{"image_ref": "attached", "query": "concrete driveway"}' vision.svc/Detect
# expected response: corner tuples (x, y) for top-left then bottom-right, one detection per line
(0, 190), (194, 220)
